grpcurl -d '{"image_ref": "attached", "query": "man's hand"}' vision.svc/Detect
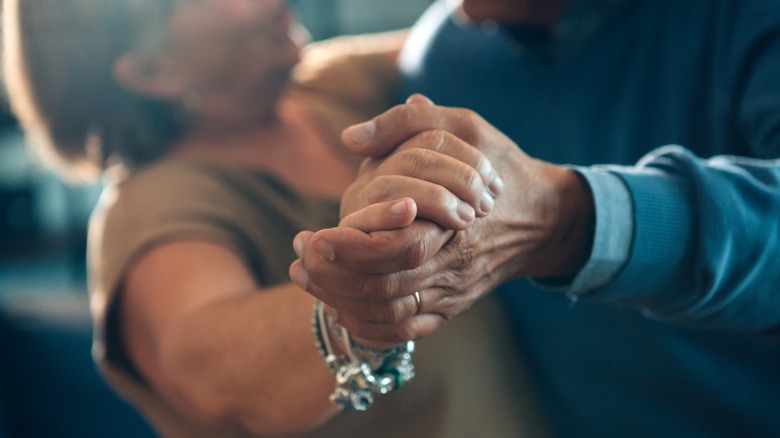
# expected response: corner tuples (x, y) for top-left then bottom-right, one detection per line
(339, 94), (505, 230)
(290, 96), (595, 343)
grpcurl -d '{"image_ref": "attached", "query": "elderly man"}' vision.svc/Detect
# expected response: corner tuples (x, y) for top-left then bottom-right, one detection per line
(292, 0), (780, 436)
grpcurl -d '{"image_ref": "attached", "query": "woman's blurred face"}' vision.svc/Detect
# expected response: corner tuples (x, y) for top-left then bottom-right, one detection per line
(162, 0), (300, 113)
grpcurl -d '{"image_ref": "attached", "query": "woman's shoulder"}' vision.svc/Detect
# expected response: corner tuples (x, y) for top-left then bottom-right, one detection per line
(94, 158), (338, 239)
(101, 160), (218, 214)
(92, 160), (250, 237)
(290, 30), (406, 124)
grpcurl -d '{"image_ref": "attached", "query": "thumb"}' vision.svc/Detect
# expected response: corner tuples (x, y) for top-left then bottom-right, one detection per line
(341, 94), (438, 158)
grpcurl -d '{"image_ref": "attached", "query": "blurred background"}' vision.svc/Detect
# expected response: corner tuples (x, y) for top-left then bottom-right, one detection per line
(0, 1), (434, 436)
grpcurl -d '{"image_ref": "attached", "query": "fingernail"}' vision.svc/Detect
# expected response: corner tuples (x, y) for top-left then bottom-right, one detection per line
(489, 174), (505, 197)
(457, 201), (476, 223)
(480, 191), (495, 215)
(314, 239), (335, 261)
(345, 121), (376, 145)
(290, 264), (309, 289)
(480, 161), (503, 196)
(390, 199), (408, 215)
(293, 235), (303, 258)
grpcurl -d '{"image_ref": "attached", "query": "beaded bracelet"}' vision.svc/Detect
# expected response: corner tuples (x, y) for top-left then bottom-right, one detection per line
(311, 300), (416, 411)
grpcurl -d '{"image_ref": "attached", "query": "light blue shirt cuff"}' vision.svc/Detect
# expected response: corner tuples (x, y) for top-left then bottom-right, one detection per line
(532, 167), (634, 296)
(569, 167), (633, 295)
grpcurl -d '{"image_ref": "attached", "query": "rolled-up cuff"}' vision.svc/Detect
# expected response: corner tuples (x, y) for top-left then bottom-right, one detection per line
(531, 167), (633, 297)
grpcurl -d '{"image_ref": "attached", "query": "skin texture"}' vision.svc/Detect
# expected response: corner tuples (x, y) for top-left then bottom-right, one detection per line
(290, 95), (595, 343)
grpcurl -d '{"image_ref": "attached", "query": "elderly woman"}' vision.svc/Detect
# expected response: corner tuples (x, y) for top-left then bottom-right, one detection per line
(2, 0), (536, 436)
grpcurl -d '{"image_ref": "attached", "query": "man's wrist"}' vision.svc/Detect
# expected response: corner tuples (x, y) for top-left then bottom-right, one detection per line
(534, 164), (596, 278)
(533, 167), (634, 294)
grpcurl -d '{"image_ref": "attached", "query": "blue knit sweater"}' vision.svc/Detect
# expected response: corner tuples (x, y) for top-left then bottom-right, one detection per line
(400, 0), (780, 436)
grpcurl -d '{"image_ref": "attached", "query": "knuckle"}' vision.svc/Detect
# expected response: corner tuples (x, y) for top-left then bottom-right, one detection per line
(459, 107), (481, 126)
(451, 249), (475, 274)
(447, 233), (476, 270)
(393, 322), (417, 343)
(374, 301), (405, 324)
(476, 154), (493, 181)
(401, 232), (430, 269)
(396, 150), (422, 174)
(417, 129), (447, 152)
(380, 227), (431, 271)
(363, 176), (396, 204)
(385, 103), (409, 124)
(394, 148), (430, 176)
(365, 273), (400, 301)
(457, 165), (483, 196)
(428, 238), (481, 293)
(454, 108), (484, 144)
(430, 186), (460, 218)
(345, 274), (374, 301)
(401, 103), (422, 126)
(429, 288), (456, 316)
(438, 310), (457, 323)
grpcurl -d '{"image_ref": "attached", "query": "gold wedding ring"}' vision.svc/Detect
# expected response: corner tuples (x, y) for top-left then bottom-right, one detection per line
(413, 291), (422, 315)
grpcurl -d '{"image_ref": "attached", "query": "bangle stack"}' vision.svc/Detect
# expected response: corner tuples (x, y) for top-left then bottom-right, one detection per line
(311, 300), (416, 412)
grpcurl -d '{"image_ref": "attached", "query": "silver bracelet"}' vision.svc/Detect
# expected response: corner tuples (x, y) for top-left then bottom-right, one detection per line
(311, 300), (416, 411)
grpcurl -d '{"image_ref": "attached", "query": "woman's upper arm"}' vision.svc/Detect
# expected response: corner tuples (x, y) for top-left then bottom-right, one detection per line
(120, 240), (257, 388)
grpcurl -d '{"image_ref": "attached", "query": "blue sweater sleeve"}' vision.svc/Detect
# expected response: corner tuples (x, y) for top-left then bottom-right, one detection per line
(589, 148), (780, 333)
(583, 2), (780, 333)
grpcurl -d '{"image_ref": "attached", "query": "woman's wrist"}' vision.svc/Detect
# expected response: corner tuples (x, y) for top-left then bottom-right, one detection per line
(311, 300), (416, 411)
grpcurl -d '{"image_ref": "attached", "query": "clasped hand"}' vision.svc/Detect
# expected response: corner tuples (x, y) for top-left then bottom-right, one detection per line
(290, 95), (594, 343)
